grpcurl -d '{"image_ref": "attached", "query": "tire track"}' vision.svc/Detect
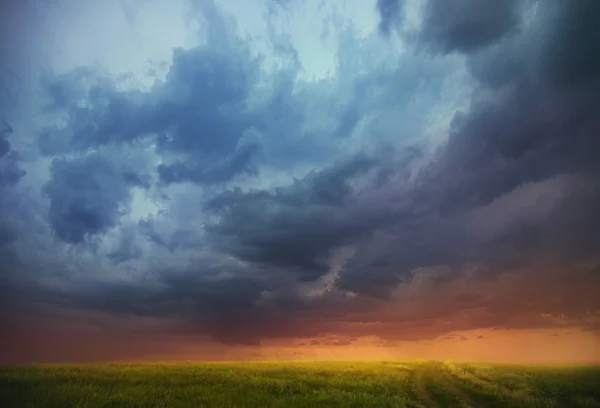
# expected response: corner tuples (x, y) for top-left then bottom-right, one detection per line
(413, 367), (441, 408)
(437, 372), (475, 408)
(408, 362), (510, 407)
(442, 362), (508, 408)
(415, 362), (480, 408)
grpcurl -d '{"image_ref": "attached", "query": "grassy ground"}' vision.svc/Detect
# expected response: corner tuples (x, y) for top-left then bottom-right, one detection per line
(1, 360), (600, 407)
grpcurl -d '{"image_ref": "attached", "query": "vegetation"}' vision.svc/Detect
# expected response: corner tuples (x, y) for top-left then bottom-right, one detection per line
(1, 360), (600, 407)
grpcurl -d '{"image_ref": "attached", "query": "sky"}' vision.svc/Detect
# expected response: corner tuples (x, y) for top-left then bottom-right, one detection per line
(1, 0), (600, 365)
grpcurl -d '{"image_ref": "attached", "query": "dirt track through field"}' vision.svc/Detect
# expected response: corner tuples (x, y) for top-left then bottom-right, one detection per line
(413, 367), (440, 408)
(409, 362), (501, 408)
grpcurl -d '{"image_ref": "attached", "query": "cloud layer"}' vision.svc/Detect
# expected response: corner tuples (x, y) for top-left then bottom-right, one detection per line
(1, 0), (600, 359)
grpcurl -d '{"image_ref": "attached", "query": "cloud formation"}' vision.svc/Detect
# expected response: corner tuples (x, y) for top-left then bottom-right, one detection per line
(377, 0), (403, 36)
(1, 0), (600, 360)
(44, 153), (138, 243)
(419, 0), (520, 53)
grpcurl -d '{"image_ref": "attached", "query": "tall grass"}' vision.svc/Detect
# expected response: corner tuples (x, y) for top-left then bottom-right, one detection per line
(1, 360), (599, 407)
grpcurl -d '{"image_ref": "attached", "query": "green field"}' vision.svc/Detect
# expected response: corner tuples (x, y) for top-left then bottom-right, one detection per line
(1, 361), (600, 407)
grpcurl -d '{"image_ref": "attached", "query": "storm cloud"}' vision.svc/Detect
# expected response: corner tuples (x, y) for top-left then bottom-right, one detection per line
(1, 0), (600, 359)
(419, 0), (521, 53)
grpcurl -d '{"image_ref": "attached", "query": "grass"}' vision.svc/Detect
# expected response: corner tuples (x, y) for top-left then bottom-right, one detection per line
(1, 360), (600, 407)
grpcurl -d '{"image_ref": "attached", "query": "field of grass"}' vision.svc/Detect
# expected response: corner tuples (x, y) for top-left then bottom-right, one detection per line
(1, 360), (600, 407)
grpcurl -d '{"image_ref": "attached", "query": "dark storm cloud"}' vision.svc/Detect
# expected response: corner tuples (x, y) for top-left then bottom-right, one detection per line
(463, 1), (600, 89)
(137, 217), (175, 251)
(38, 68), (154, 156)
(0, 150), (25, 188)
(377, 0), (403, 36)
(151, 46), (256, 157)
(137, 216), (201, 253)
(0, 120), (26, 254)
(69, 269), (267, 321)
(2, 0), (600, 352)
(0, 121), (12, 158)
(0, 228), (17, 248)
(0, 138), (9, 159)
(36, 34), (337, 188)
(419, 0), (520, 53)
(44, 153), (137, 244)
(427, 2), (600, 205)
(337, 0), (600, 296)
(157, 143), (259, 185)
(38, 41), (261, 185)
(539, 1), (600, 87)
(376, 0), (520, 53)
(36, 0), (449, 185)
(4, 257), (309, 344)
(204, 154), (387, 281)
(0, 121), (25, 187)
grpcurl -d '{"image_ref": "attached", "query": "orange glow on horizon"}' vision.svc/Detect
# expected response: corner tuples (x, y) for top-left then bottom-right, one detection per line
(253, 329), (600, 365)
(2, 315), (600, 365)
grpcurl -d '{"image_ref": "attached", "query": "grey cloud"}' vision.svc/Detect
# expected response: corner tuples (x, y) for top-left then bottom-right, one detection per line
(467, 1), (600, 89)
(37, 31), (321, 187)
(330, 49), (454, 144)
(0, 137), (9, 159)
(204, 154), (385, 281)
(44, 153), (137, 244)
(377, 0), (403, 36)
(3, 0), (600, 350)
(337, 214), (471, 296)
(138, 216), (200, 253)
(157, 143), (259, 185)
(41, 45), (257, 157)
(152, 46), (257, 157)
(107, 242), (141, 265)
(430, 7), (600, 199)
(37, 1), (449, 189)
(0, 227), (17, 248)
(0, 151), (25, 187)
(118, 0), (150, 25)
(205, 153), (379, 211)
(376, 0), (520, 54)
(107, 224), (142, 264)
(138, 217), (172, 251)
(8, 258), (285, 344)
(420, 0), (520, 53)
(0, 121), (25, 187)
(38, 69), (155, 155)
(38, 11), (262, 184)
(36, 0), (451, 198)
(538, 1), (600, 87)
(0, 121), (12, 158)
(336, 0), (600, 297)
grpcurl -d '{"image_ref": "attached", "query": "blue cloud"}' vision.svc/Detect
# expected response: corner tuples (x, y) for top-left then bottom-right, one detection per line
(2, 0), (600, 348)
(377, 0), (403, 36)
(44, 153), (135, 244)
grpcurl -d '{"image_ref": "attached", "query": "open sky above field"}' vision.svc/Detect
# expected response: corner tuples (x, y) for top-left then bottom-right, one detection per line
(1, 0), (600, 365)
